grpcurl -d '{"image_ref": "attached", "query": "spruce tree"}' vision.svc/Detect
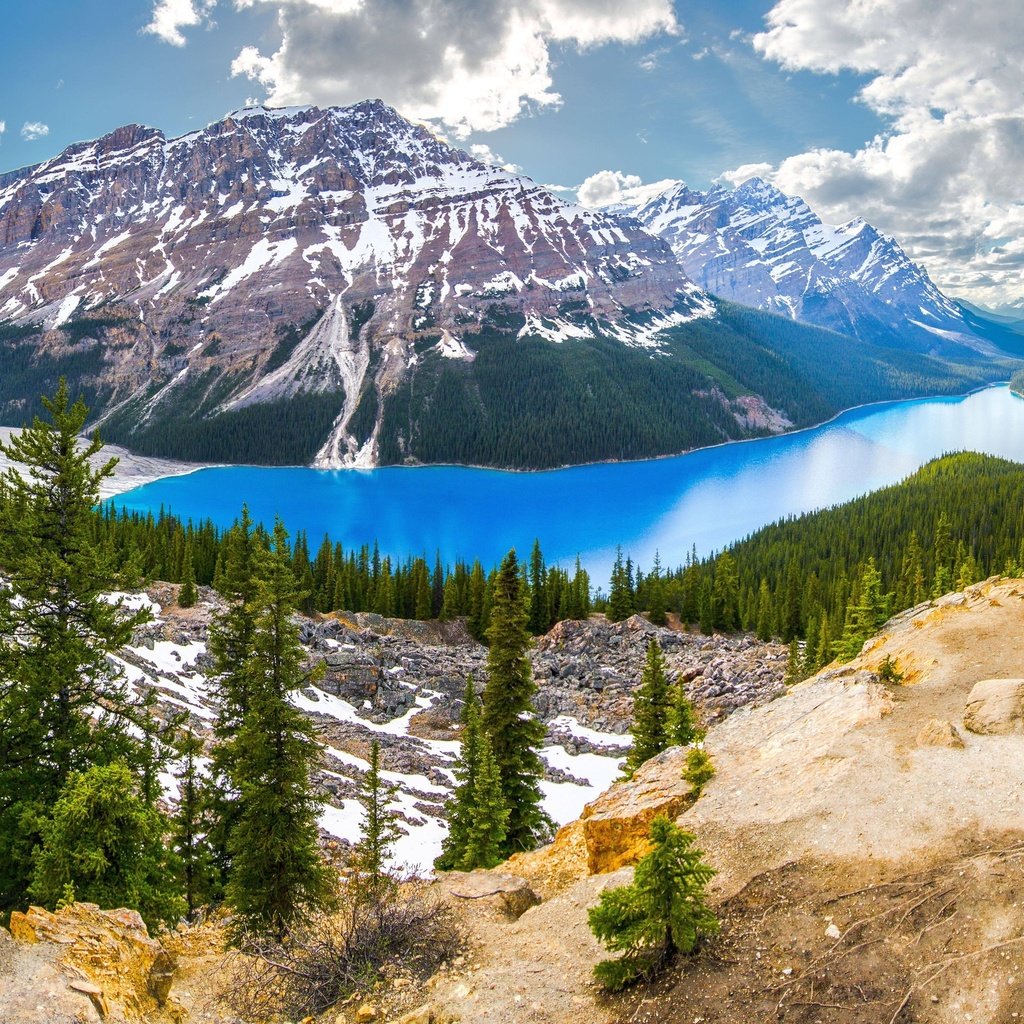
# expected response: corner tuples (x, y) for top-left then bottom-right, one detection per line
(625, 637), (671, 777)
(354, 739), (402, 888)
(607, 547), (635, 623)
(667, 677), (697, 748)
(588, 815), (718, 991)
(755, 578), (773, 641)
(837, 558), (889, 661)
(784, 638), (803, 685)
(528, 539), (548, 635)
(178, 538), (198, 608)
(171, 730), (215, 917)
(29, 761), (184, 932)
(223, 521), (335, 941)
(435, 677), (482, 871)
(0, 382), (158, 909)
(481, 550), (550, 855)
(459, 734), (509, 870)
(206, 506), (261, 892)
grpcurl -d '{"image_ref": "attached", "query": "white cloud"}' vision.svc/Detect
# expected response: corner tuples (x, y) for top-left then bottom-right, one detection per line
(229, 0), (678, 136)
(748, 0), (1024, 307)
(468, 143), (522, 174)
(0, 121), (6, 142)
(144, 0), (217, 46)
(716, 162), (774, 188)
(20, 122), (50, 142)
(577, 170), (643, 207)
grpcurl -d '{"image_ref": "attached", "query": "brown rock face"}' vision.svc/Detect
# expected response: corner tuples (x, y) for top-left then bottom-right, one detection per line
(7, 902), (178, 1019)
(579, 746), (693, 874)
(963, 678), (1024, 734)
(0, 101), (703, 466)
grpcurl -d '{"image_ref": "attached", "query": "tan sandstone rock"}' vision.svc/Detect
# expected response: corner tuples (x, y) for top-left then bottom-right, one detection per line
(441, 871), (540, 919)
(963, 678), (1024, 735)
(580, 745), (692, 874)
(7, 903), (177, 1019)
(916, 718), (965, 748)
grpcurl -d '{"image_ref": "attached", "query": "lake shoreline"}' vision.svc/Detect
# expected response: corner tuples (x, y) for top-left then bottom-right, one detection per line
(58, 378), (1012, 487)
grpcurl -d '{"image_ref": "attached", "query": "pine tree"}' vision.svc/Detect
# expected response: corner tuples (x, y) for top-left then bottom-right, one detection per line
(607, 547), (635, 623)
(784, 638), (803, 685)
(625, 638), (671, 777)
(667, 678), (697, 748)
(712, 551), (740, 631)
(224, 521), (336, 941)
(414, 567), (433, 620)
(528, 539), (548, 635)
(0, 382), (158, 909)
(206, 506), (261, 892)
(435, 677), (482, 871)
(647, 552), (667, 626)
(29, 761), (184, 932)
(178, 538), (198, 608)
(459, 734), (509, 870)
(755, 578), (773, 641)
(481, 550), (550, 855)
(837, 558), (889, 662)
(354, 740), (402, 889)
(588, 815), (718, 991)
(171, 730), (215, 917)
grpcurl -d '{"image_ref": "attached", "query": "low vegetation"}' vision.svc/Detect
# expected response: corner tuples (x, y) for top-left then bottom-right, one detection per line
(589, 815), (719, 991)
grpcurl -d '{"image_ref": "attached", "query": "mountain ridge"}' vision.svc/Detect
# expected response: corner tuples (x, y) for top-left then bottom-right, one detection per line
(0, 104), (1010, 470)
(609, 175), (1002, 358)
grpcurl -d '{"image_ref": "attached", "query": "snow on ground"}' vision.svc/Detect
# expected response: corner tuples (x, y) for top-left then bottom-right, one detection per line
(102, 594), (625, 878)
(549, 714), (631, 749)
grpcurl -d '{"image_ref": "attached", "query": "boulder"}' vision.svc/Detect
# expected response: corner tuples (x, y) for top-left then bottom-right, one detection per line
(963, 679), (1024, 735)
(916, 718), (965, 748)
(442, 871), (541, 919)
(580, 746), (692, 874)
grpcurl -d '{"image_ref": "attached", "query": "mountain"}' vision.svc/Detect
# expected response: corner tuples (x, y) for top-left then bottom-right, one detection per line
(0, 107), (1006, 469)
(613, 176), (1006, 358)
(0, 101), (706, 466)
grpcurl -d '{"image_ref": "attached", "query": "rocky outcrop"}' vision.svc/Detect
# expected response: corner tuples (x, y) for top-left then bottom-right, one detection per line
(5, 903), (182, 1022)
(916, 717), (965, 748)
(962, 678), (1024, 734)
(579, 746), (693, 874)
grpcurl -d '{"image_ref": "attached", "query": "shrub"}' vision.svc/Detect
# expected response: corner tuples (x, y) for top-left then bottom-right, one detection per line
(229, 880), (463, 1020)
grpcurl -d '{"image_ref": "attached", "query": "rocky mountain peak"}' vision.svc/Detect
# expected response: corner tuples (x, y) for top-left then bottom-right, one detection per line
(0, 101), (706, 466)
(616, 175), (988, 355)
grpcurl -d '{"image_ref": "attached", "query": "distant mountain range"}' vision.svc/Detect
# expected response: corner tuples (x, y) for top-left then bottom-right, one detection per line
(0, 103), (1014, 469)
(609, 176), (1012, 358)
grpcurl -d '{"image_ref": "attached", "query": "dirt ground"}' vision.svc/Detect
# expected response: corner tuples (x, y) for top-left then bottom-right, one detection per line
(425, 578), (1024, 1024)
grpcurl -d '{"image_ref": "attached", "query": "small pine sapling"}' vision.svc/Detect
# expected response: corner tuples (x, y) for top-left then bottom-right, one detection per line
(683, 747), (716, 796)
(588, 815), (718, 990)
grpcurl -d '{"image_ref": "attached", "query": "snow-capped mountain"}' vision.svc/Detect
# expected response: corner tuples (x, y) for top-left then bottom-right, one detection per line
(0, 102), (705, 466)
(613, 177), (993, 356)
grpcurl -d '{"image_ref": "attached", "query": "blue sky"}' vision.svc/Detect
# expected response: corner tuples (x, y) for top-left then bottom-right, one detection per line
(1, 1), (1021, 309)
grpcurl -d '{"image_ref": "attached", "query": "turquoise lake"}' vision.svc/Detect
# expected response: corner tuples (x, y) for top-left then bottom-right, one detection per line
(111, 385), (1024, 583)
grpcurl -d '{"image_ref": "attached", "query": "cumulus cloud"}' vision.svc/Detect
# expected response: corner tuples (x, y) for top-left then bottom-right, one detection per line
(716, 162), (774, 188)
(0, 121), (6, 143)
(747, 0), (1024, 307)
(20, 122), (50, 142)
(468, 143), (522, 174)
(577, 170), (643, 207)
(229, 0), (678, 136)
(144, 0), (217, 46)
